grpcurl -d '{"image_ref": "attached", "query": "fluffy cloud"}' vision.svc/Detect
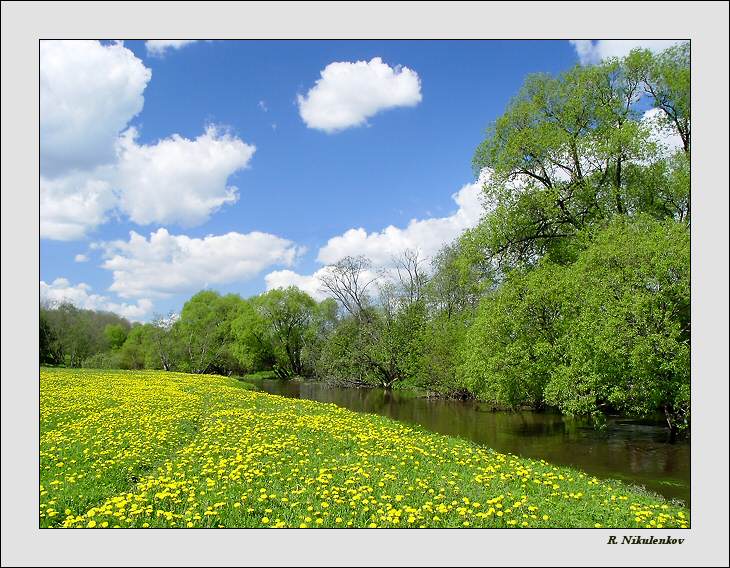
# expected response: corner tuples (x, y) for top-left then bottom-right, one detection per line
(40, 278), (153, 320)
(40, 169), (117, 240)
(297, 57), (422, 133)
(40, 40), (151, 177)
(40, 40), (256, 240)
(570, 40), (683, 65)
(317, 173), (486, 266)
(145, 40), (199, 57)
(74, 254), (89, 263)
(115, 126), (255, 226)
(98, 228), (303, 299)
(264, 268), (331, 301)
(265, 173), (488, 296)
(40, 127), (255, 239)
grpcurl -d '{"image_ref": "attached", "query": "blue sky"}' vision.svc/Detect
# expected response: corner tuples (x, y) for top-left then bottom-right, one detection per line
(39, 39), (680, 320)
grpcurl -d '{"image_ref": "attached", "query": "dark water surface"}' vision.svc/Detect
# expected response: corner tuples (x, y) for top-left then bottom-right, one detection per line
(240, 378), (690, 504)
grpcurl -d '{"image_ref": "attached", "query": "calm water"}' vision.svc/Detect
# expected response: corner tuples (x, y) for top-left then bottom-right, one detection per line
(240, 378), (690, 504)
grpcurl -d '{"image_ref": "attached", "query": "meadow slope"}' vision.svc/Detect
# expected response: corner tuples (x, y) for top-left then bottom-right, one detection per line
(40, 368), (689, 528)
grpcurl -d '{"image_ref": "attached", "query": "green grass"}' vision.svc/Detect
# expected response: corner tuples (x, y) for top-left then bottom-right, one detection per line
(40, 367), (689, 528)
(237, 370), (279, 381)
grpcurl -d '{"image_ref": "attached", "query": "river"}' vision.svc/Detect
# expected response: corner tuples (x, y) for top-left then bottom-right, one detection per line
(238, 377), (690, 504)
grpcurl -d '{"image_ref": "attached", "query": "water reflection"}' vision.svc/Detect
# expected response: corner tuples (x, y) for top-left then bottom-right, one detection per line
(241, 378), (690, 504)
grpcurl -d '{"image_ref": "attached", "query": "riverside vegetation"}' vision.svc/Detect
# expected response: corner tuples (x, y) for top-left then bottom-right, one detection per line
(40, 368), (689, 528)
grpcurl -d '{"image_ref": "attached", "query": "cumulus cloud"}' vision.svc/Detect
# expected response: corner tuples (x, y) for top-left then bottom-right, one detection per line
(265, 172), (489, 297)
(40, 40), (151, 177)
(264, 268), (331, 301)
(40, 127), (255, 239)
(114, 126), (255, 226)
(145, 40), (199, 57)
(40, 169), (117, 240)
(317, 173), (487, 266)
(570, 40), (683, 65)
(98, 228), (303, 299)
(40, 40), (256, 240)
(74, 254), (89, 263)
(297, 57), (422, 133)
(40, 278), (153, 320)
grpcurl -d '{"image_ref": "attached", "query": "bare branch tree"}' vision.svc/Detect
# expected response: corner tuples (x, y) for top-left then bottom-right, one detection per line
(318, 256), (379, 319)
(392, 248), (428, 306)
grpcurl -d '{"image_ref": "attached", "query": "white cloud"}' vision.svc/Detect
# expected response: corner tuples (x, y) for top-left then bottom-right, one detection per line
(74, 254), (89, 263)
(98, 228), (303, 299)
(570, 40), (683, 65)
(297, 57), (422, 133)
(115, 126), (255, 226)
(40, 40), (256, 240)
(40, 126), (255, 239)
(40, 168), (117, 240)
(317, 172), (487, 266)
(265, 173), (489, 298)
(40, 40), (151, 177)
(145, 40), (198, 57)
(264, 268), (331, 301)
(40, 278), (153, 320)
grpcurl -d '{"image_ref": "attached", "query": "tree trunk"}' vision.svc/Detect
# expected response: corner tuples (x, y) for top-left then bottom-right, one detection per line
(663, 405), (680, 443)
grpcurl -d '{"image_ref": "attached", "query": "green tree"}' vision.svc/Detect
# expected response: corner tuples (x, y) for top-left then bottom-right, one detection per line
(469, 43), (689, 271)
(316, 255), (428, 390)
(459, 261), (568, 408)
(545, 216), (690, 437)
(48, 303), (95, 367)
(104, 324), (128, 350)
(459, 216), (690, 435)
(230, 297), (276, 373)
(39, 310), (62, 365)
(118, 325), (150, 370)
(626, 42), (690, 154)
(176, 291), (242, 374)
(257, 287), (319, 378)
(145, 314), (182, 371)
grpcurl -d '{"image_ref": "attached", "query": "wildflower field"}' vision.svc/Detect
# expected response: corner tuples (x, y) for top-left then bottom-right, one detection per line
(40, 368), (689, 528)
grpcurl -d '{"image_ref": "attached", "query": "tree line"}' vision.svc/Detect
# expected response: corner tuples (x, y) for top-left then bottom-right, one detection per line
(40, 44), (690, 436)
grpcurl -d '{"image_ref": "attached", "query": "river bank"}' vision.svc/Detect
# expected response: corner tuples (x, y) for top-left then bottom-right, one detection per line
(41, 368), (689, 528)
(238, 376), (691, 504)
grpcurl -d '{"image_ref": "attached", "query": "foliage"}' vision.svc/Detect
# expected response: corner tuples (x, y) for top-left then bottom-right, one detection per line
(461, 216), (690, 433)
(103, 324), (128, 350)
(175, 291), (242, 374)
(257, 287), (319, 378)
(230, 297), (276, 372)
(40, 311), (63, 365)
(460, 261), (568, 409)
(545, 216), (690, 434)
(40, 303), (131, 367)
(81, 351), (124, 369)
(412, 311), (471, 396)
(469, 44), (690, 271)
(117, 325), (151, 370)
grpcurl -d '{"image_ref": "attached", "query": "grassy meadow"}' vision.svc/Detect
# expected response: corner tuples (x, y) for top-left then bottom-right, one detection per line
(40, 368), (689, 529)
